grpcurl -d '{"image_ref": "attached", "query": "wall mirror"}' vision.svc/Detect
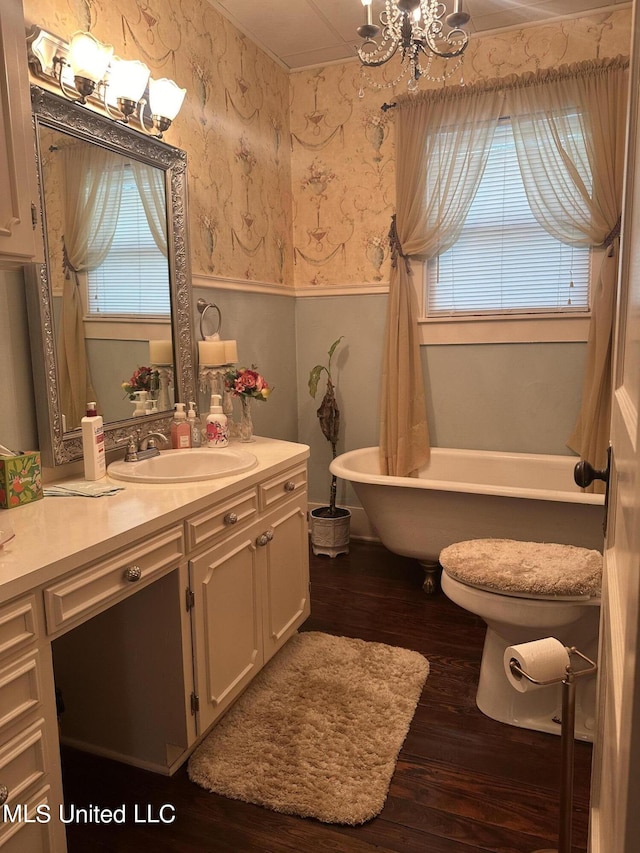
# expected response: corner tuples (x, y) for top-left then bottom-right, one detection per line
(26, 85), (196, 467)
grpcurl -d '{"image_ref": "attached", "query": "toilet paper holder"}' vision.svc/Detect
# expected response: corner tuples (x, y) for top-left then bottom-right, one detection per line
(507, 645), (597, 688)
(507, 645), (597, 853)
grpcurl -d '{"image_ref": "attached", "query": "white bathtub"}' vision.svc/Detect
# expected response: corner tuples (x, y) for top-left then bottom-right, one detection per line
(330, 446), (605, 563)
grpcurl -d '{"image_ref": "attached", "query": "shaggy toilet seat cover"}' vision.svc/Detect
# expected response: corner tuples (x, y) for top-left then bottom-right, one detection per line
(439, 539), (602, 598)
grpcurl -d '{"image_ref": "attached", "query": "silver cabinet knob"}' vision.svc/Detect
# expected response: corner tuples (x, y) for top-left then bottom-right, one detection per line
(0, 784), (8, 806)
(124, 565), (142, 582)
(256, 529), (274, 547)
(284, 480), (296, 492)
(224, 512), (238, 525)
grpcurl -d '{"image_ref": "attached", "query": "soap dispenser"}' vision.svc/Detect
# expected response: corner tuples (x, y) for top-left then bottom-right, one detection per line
(188, 402), (202, 448)
(205, 395), (229, 447)
(171, 402), (192, 449)
(131, 391), (148, 417)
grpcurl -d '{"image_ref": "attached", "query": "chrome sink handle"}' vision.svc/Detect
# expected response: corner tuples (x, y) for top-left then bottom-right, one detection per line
(115, 433), (140, 462)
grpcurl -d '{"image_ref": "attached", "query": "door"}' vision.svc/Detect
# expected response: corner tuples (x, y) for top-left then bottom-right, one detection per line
(588, 11), (640, 850)
(190, 532), (263, 734)
(259, 501), (310, 665)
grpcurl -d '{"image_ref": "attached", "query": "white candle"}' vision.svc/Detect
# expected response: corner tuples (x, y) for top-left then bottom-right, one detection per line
(149, 339), (173, 364)
(224, 340), (238, 363)
(199, 340), (226, 365)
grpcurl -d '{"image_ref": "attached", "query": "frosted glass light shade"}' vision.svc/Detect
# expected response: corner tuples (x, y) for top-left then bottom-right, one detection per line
(148, 78), (187, 121)
(108, 57), (150, 102)
(68, 32), (113, 84)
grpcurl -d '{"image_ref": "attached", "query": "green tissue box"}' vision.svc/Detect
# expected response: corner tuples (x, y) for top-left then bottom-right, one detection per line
(0, 452), (43, 509)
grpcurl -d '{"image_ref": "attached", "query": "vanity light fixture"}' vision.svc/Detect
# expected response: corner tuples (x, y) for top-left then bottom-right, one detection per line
(56, 31), (114, 104)
(142, 77), (187, 139)
(26, 26), (186, 136)
(356, 0), (470, 93)
(104, 57), (151, 123)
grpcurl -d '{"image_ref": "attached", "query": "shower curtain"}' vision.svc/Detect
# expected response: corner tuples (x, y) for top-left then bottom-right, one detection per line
(380, 84), (504, 476)
(383, 57), (628, 480)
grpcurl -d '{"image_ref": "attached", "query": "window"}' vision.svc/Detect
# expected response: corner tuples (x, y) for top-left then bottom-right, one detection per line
(426, 117), (591, 318)
(87, 166), (170, 317)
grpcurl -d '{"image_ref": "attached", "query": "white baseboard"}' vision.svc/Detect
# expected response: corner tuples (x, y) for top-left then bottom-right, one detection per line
(59, 735), (178, 776)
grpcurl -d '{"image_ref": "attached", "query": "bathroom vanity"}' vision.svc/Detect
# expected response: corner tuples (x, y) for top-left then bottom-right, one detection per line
(0, 437), (310, 852)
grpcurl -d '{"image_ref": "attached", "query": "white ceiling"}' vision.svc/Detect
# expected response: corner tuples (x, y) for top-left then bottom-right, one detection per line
(208, 0), (627, 71)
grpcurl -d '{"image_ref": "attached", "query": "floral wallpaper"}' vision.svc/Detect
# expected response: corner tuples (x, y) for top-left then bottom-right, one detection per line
(24, 0), (293, 286)
(23, 1), (631, 292)
(289, 7), (632, 288)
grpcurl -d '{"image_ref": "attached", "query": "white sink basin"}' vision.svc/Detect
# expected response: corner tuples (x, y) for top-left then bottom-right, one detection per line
(107, 448), (257, 483)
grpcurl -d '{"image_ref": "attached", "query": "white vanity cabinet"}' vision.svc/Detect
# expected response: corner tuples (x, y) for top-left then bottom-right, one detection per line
(187, 463), (310, 733)
(0, 440), (310, 852)
(0, 595), (66, 852)
(0, 0), (42, 266)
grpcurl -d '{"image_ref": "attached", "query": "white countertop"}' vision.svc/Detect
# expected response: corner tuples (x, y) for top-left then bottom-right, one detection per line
(0, 437), (309, 602)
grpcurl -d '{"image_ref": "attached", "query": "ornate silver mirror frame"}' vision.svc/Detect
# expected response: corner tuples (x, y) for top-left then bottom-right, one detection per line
(26, 85), (196, 467)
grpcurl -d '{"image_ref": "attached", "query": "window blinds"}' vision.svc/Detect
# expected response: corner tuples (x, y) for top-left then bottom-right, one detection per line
(87, 168), (170, 317)
(427, 119), (590, 316)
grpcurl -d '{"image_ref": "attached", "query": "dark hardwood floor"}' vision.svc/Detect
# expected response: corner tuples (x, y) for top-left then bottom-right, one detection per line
(61, 540), (592, 852)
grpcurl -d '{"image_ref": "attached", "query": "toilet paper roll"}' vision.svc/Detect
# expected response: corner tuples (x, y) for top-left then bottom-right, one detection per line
(504, 637), (570, 693)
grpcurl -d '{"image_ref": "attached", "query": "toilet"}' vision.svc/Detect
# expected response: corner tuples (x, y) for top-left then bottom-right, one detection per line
(439, 538), (602, 742)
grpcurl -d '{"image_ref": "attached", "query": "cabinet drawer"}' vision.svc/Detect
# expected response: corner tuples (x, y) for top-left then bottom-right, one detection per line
(0, 596), (38, 661)
(0, 651), (41, 735)
(44, 525), (185, 634)
(0, 785), (57, 851)
(0, 718), (47, 806)
(258, 465), (307, 511)
(185, 488), (258, 552)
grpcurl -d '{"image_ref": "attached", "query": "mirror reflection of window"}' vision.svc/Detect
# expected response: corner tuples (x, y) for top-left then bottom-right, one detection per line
(87, 163), (170, 317)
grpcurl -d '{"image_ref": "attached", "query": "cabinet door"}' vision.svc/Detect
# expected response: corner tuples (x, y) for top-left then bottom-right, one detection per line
(190, 532), (263, 734)
(0, 0), (42, 265)
(259, 501), (310, 664)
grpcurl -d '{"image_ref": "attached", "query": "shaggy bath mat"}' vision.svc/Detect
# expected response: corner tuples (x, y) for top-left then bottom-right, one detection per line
(187, 631), (429, 824)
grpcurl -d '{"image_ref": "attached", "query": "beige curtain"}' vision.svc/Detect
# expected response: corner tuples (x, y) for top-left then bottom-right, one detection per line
(381, 85), (504, 475)
(506, 57), (628, 474)
(131, 161), (168, 257)
(384, 57), (628, 479)
(58, 146), (125, 429)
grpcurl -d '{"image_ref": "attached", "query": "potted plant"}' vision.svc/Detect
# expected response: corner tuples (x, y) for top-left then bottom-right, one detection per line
(308, 337), (351, 557)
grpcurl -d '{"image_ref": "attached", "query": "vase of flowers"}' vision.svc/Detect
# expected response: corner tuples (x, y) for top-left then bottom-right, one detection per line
(308, 337), (351, 558)
(224, 366), (271, 442)
(121, 366), (160, 401)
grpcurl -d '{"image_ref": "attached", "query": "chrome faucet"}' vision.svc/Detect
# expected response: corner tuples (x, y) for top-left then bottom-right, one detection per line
(117, 430), (169, 462)
(139, 432), (170, 452)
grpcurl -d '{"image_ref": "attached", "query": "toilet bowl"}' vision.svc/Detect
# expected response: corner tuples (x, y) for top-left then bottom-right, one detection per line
(439, 539), (602, 742)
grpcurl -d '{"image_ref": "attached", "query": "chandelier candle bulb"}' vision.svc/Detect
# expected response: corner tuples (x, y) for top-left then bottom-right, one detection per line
(149, 339), (173, 364)
(199, 340), (226, 366)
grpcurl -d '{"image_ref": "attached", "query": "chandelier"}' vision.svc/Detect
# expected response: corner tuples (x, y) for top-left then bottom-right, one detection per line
(356, 0), (470, 92)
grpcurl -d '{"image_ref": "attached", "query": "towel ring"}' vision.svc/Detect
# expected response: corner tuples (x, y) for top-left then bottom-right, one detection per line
(196, 298), (222, 339)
